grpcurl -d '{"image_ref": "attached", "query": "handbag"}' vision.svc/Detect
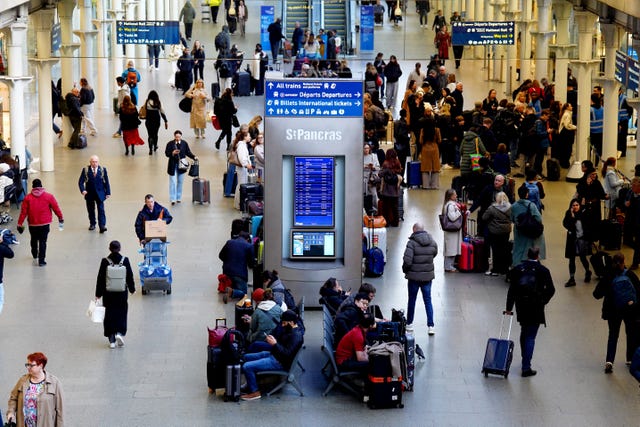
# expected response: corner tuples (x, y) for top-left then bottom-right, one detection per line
(208, 318), (228, 347)
(363, 215), (387, 228)
(178, 97), (192, 113)
(469, 137), (482, 172)
(87, 299), (105, 323)
(178, 157), (190, 171)
(228, 149), (242, 166)
(138, 104), (147, 119)
(211, 114), (221, 130)
(439, 212), (463, 232)
(232, 114), (240, 128)
(188, 159), (200, 177)
(368, 170), (381, 187)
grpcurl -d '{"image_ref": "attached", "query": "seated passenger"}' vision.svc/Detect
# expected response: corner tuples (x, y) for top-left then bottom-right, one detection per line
(263, 269), (295, 311)
(334, 292), (370, 345)
(240, 310), (304, 401)
(0, 163), (14, 204)
(247, 288), (282, 344)
(319, 277), (349, 314)
(338, 282), (376, 313)
(335, 314), (376, 376)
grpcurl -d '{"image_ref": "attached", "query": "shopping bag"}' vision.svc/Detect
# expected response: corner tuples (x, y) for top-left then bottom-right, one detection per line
(88, 299), (105, 323)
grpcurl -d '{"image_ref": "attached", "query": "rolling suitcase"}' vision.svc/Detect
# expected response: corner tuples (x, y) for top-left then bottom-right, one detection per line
(362, 225), (387, 257)
(211, 82), (220, 99)
(223, 164), (237, 197)
(236, 71), (251, 97)
(174, 71), (182, 90)
(224, 364), (242, 401)
(467, 219), (488, 273)
(192, 178), (211, 204)
(404, 330), (415, 391)
(407, 161), (421, 188)
(482, 313), (514, 378)
(239, 183), (263, 212)
(283, 40), (293, 63)
(459, 239), (474, 272)
(207, 345), (225, 391)
(397, 187), (404, 221)
(546, 158), (561, 181)
(366, 354), (404, 409)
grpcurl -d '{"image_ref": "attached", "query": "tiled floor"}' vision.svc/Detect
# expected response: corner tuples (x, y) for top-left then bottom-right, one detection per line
(1, 7), (640, 426)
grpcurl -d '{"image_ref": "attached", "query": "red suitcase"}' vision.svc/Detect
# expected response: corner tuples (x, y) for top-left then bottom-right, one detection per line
(467, 219), (488, 273)
(459, 240), (474, 272)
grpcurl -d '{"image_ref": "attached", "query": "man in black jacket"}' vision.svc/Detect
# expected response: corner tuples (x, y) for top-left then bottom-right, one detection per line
(177, 49), (194, 95)
(240, 310), (303, 401)
(506, 247), (555, 377)
(334, 293), (370, 345)
(65, 87), (84, 148)
(267, 18), (285, 64)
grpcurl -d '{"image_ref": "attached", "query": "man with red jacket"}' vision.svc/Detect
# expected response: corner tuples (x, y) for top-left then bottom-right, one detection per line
(17, 179), (64, 266)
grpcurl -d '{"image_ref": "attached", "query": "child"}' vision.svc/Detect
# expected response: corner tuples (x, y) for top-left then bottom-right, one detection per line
(492, 143), (511, 176)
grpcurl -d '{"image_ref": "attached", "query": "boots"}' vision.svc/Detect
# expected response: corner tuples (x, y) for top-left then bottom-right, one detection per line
(125, 143), (129, 156)
(131, 145), (135, 156)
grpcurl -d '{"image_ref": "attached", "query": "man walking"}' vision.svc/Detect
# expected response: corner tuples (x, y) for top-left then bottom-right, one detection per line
(17, 179), (64, 267)
(267, 18), (286, 64)
(402, 222), (438, 335)
(505, 247), (555, 377)
(78, 155), (111, 233)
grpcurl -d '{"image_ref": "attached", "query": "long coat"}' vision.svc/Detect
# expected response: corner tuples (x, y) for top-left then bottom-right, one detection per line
(186, 86), (210, 129)
(442, 200), (462, 257)
(510, 199), (546, 265)
(8, 372), (64, 427)
(95, 252), (135, 338)
(420, 126), (441, 172)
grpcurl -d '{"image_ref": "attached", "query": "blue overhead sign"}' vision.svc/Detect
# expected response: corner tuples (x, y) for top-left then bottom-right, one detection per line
(452, 21), (515, 45)
(265, 80), (363, 117)
(615, 51), (626, 84)
(360, 6), (374, 52)
(614, 50), (640, 92)
(116, 21), (180, 45)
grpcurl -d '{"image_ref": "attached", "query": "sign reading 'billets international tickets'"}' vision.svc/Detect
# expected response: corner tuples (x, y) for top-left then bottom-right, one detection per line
(614, 50), (640, 92)
(452, 21), (515, 45)
(116, 21), (180, 45)
(265, 80), (363, 117)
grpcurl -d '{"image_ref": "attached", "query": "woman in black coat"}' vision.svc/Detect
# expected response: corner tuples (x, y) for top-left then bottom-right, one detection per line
(319, 277), (349, 315)
(562, 199), (592, 287)
(214, 88), (238, 151)
(95, 240), (135, 349)
(142, 90), (168, 155)
(575, 167), (607, 243)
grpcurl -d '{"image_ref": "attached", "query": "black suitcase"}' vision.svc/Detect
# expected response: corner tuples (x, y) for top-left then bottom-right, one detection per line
(225, 364), (241, 401)
(174, 71), (182, 90)
(397, 187), (405, 221)
(71, 134), (87, 149)
(207, 346), (225, 391)
(404, 332), (415, 391)
(236, 71), (251, 97)
(239, 183), (263, 212)
(546, 158), (561, 181)
(211, 82), (220, 99)
(223, 170), (237, 197)
(482, 314), (514, 378)
(366, 354), (404, 409)
(591, 251), (612, 278)
(252, 262), (264, 289)
(599, 219), (622, 250)
(235, 303), (253, 334)
(192, 178), (211, 204)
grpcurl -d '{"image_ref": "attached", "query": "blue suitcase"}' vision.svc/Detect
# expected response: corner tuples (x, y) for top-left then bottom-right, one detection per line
(482, 314), (514, 378)
(407, 161), (421, 188)
(236, 71), (251, 96)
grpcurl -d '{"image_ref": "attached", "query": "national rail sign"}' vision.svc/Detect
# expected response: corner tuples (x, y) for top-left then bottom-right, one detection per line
(264, 80), (363, 117)
(116, 20), (180, 45)
(452, 21), (515, 45)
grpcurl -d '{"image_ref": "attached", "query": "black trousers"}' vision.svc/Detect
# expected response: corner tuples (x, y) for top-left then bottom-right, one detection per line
(29, 224), (50, 264)
(184, 23), (193, 39)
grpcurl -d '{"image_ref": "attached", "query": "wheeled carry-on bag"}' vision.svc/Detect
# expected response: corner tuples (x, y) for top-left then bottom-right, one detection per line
(236, 71), (251, 97)
(192, 178), (211, 204)
(225, 364), (242, 401)
(482, 313), (514, 378)
(366, 353), (404, 409)
(239, 183), (263, 212)
(207, 345), (225, 391)
(407, 161), (421, 188)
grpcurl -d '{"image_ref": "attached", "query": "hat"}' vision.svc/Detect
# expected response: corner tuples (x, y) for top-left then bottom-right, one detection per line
(252, 288), (265, 303)
(1, 229), (18, 245)
(32, 179), (42, 188)
(0, 163), (9, 174)
(281, 310), (298, 322)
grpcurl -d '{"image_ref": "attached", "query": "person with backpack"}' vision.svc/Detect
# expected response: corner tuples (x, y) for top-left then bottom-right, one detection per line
(378, 148), (403, 226)
(510, 184), (545, 266)
(95, 240), (135, 349)
(523, 168), (545, 212)
(121, 60), (141, 105)
(402, 222), (438, 335)
(245, 288), (282, 344)
(176, 48), (194, 95)
(214, 25), (231, 53)
(78, 155), (111, 233)
(505, 247), (556, 377)
(593, 253), (640, 373)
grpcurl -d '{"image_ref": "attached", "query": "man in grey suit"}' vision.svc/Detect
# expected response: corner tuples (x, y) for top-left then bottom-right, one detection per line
(78, 155), (111, 233)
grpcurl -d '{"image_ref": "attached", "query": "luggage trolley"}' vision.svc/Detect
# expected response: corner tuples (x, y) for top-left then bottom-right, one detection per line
(138, 239), (172, 295)
(201, 3), (211, 22)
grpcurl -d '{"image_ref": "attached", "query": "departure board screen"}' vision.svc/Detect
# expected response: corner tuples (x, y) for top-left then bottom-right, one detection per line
(293, 157), (334, 227)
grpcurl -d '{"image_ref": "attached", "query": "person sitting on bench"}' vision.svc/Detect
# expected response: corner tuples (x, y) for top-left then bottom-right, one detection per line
(335, 314), (376, 376)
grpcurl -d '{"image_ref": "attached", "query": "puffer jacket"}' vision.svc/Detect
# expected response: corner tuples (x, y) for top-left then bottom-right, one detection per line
(18, 187), (64, 227)
(402, 230), (438, 282)
(459, 130), (487, 175)
(482, 204), (512, 235)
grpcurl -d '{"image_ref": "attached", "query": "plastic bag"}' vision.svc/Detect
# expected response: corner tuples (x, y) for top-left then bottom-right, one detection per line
(87, 299), (105, 323)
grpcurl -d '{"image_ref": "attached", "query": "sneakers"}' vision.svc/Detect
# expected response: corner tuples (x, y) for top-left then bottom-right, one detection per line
(240, 391), (261, 401)
(522, 369), (537, 377)
(444, 268), (457, 273)
(564, 277), (576, 287)
(428, 326), (435, 335)
(442, 164), (453, 170)
(605, 362), (613, 373)
(39, 261), (47, 267)
(109, 342), (116, 349)
(115, 334), (125, 347)
(485, 270), (492, 276)
(585, 271), (592, 283)
(113, 132), (122, 138)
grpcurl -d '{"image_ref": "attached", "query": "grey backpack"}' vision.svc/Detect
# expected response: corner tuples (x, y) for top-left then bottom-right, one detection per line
(106, 259), (127, 292)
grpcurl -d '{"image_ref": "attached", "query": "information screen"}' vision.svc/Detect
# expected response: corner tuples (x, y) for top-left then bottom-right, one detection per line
(290, 230), (336, 259)
(293, 157), (334, 227)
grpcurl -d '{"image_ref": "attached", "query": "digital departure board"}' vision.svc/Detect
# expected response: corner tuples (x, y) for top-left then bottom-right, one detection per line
(290, 230), (336, 259)
(293, 157), (334, 227)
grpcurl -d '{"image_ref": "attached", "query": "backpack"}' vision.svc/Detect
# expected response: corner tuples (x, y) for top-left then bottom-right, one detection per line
(218, 60), (231, 78)
(525, 182), (541, 211)
(220, 328), (245, 365)
(612, 271), (637, 309)
(383, 171), (398, 186)
(105, 259), (127, 292)
(516, 263), (541, 304)
(59, 95), (71, 116)
(126, 70), (138, 88)
(365, 246), (385, 277)
(215, 32), (227, 52)
(273, 287), (297, 312)
(516, 203), (544, 239)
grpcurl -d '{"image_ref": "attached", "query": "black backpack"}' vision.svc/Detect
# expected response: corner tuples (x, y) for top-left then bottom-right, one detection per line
(516, 204), (544, 239)
(220, 328), (245, 365)
(516, 264), (541, 304)
(273, 287), (297, 312)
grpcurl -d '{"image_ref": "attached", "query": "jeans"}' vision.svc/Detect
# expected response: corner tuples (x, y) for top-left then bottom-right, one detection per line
(385, 81), (398, 111)
(242, 351), (283, 393)
(519, 323), (540, 371)
(169, 170), (185, 202)
(85, 196), (106, 228)
(270, 40), (282, 63)
(29, 224), (50, 264)
(406, 280), (433, 326)
(230, 275), (248, 299)
(0, 282), (4, 314)
(148, 45), (160, 68)
(606, 313), (637, 363)
(81, 104), (97, 134)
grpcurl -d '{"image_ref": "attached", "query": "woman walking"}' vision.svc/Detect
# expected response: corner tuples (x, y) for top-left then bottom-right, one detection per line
(95, 240), (135, 348)
(185, 79), (211, 139)
(563, 199), (592, 287)
(378, 148), (403, 226)
(434, 26), (451, 65)
(482, 191), (512, 275)
(214, 88), (237, 150)
(442, 188), (463, 272)
(119, 95), (145, 155)
(165, 130), (198, 204)
(79, 77), (98, 136)
(142, 90), (168, 155)
(192, 40), (206, 82)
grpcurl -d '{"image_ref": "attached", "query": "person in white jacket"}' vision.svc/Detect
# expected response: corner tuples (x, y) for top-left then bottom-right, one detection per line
(234, 133), (253, 210)
(602, 156), (624, 218)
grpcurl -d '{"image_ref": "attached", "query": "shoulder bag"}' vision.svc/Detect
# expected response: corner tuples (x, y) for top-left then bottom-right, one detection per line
(138, 104), (147, 119)
(228, 149), (242, 166)
(232, 114), (240, 128)
(469, 137), (482, 172)
(438, 204), (463, 231)
(179, 97), (192, 113)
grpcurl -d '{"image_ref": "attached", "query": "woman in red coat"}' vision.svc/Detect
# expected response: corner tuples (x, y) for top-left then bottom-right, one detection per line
(119, 95), (145, 156)
(435, 26), (451, 63)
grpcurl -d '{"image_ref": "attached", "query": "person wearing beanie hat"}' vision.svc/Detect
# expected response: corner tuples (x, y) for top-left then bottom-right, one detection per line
(0, 228), (15, 314)
(17, 178), (64, 266)
(246, 288), (282, 344)
(240, 308), (304, 401)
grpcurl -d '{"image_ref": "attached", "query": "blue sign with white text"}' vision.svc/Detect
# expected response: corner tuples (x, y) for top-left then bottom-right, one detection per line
(261, 6), (275, 54)
(116, 21), (179, 45)
(265, 80), (363, 117)
(452, 21), (514, 45)
(629, 57), (639, 92)
(615, 51), (626, 85)
(360, 6), (374, 52)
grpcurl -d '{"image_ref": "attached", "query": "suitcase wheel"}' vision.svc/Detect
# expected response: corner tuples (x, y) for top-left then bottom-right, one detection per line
(483, 370), (488, 378)
(141, 288), (148, 295)
(166, 287), (172, 295)
(504, 370), (509, 378)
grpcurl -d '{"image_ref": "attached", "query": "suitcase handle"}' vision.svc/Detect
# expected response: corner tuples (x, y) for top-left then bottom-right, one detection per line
(215, 318), (227, 328)
(499, 312), (513, 341)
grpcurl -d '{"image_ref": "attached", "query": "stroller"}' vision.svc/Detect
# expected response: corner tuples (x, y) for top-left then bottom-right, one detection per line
(138, 239), (172, 295)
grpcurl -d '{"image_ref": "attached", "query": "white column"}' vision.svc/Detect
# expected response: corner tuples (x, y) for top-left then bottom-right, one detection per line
(171, 0), (180, 21)
(124, 1), (139, 60)
(93, 0), (109, 110)
(58, 0), (80, 147)
(502, 0), (520, 96)
(29, 11), (59, 172)
(0, 20), (33, 168)
(147, 0), (157, 20)
(596, 22), (622, 162)
(517, 0), (533, 82)
(549, 0), (574, 105)
(531, 0), (554, 80)
(73, 0), (96, 79)
(108, 0), (125, 99)
(473, 0), (484, 59)
(490, 0), (506, 82)
(567, 10), (599, 181)
(136, 0), (147, 68)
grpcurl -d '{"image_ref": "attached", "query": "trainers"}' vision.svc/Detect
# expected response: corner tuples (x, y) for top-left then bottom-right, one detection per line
(485, 270), (492, 276)
(442, 164), (453, 170)
(39, 261), (47, 267)
(240, 391), (261, 401)
(626, 361), (632, 366)
(564, 277), (576, 287)
(115, 334), (125, 347)
(112, 132), (122, 138)
(605, 362), (613, 373)
(428, 326), (435, 335)
(109, 342), (116, 349)
(585, 271), (592, 283)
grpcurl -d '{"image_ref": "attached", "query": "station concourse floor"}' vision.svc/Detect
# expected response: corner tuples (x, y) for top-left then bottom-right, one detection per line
(2, 11), (640, 427)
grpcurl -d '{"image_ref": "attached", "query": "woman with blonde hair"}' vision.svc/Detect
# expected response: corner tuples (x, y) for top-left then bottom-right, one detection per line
(248, 115), (263, 140)
(442, 188), (463, 272)
(185, 79), (211, 139)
